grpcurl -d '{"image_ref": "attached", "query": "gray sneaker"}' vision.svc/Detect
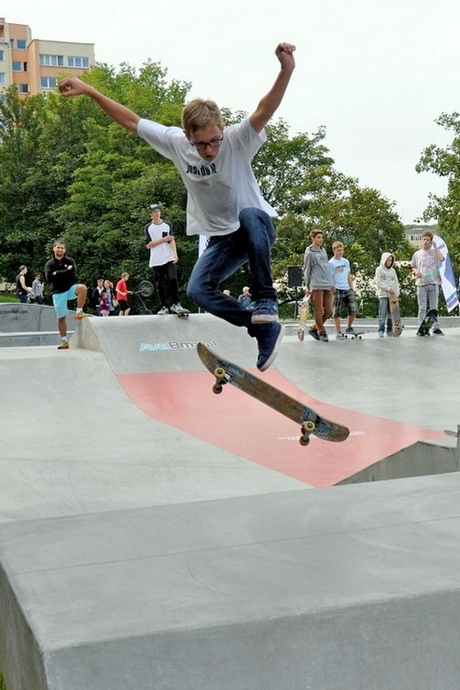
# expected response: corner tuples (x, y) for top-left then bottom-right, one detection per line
(157, 306), (169, 315)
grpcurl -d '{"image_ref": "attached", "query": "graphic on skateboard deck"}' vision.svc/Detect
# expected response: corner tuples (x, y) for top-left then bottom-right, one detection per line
(389, 298), (403, 336)
(416, 308), (438, 337)
(197, 342), (350, 447)
(297, 295), (311, 342)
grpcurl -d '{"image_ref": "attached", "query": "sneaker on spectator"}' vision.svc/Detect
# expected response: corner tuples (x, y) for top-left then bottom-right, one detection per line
(256, 322), (285, 372)
(308, 328), (320, 341)
(170, 303), (185, 314)
(157, 306), (169, 315)
(251, 298), (278, 324)
(319, 332), (329, 342)
(57, 340), (69, 350)
(433, 328), (444, 335)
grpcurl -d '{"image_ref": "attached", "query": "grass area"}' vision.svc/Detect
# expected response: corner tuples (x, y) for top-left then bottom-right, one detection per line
(0, 669), (6, 690)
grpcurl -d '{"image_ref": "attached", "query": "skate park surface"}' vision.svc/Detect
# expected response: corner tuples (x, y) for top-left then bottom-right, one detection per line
(1, 304), (460, 690)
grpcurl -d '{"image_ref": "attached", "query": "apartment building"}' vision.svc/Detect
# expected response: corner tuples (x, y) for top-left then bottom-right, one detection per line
(0, 17), (94, 96)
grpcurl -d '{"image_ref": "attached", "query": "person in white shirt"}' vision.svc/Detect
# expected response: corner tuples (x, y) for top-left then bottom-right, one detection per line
(144, 203), (184, 314)
(58, 42), (296, 372)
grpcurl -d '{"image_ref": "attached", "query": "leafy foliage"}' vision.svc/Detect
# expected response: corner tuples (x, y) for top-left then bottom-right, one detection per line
(0, 61), (410, 310)
(417, 111), (460, 276)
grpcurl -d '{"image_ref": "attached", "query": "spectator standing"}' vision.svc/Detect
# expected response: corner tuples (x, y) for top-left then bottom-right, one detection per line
(16, 266), (33, 303)
(116, 272), (132, 316)
(411, 230), (445, 335)
(144, 203), (184, 314)
(44, 240), (87, 349)
(32, 274), (44, 304)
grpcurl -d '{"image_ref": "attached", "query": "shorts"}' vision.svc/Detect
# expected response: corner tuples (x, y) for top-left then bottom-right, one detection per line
(117, 299), (129, 311)
(52, 286), (78, 319)
(332, 289), (357, 318)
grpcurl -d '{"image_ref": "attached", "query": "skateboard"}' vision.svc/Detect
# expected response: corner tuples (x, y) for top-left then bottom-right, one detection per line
(389, 298), (403, 336)
(173, 308), (190, 319)
(344, 332), (365, 340)
(297, 295), (310, 341)
(416, 308), (438, 337)
(197, 342), (350, 447)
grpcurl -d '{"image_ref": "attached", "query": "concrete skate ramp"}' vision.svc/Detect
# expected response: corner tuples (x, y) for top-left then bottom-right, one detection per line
(3, 475), (460, 690)
(72, 314), (446, 487)
(0, 303), (75, 346)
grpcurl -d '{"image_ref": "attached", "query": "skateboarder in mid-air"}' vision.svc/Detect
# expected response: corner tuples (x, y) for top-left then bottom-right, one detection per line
(59, 42), (296, 372)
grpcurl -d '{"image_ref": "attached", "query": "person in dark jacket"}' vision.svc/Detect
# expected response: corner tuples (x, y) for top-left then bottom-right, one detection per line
(44, 240), (88, 349)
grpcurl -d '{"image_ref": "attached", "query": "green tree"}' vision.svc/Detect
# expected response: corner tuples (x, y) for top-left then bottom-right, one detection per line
(417, 111), (460, 276)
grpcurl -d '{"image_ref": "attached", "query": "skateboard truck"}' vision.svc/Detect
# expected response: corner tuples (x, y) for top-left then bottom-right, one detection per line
(299, 420), (316, 446)
(212, 366), (230, 394)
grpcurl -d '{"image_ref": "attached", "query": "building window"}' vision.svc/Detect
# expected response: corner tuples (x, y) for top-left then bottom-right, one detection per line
(17, 39), (27, 50)
(67, 56), (89, 68)
(0, 50), (4, 61)
(18, 84), (29, 94)
(41, 77), (58, 89)
(39, 54), (64, 67)
(12, 61), (22, 72)
(0, 73), (5, 84)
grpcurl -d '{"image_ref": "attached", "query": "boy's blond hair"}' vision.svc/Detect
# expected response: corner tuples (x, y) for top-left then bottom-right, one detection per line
(332, 241), (344, 251)
(182, 99), (223, 137)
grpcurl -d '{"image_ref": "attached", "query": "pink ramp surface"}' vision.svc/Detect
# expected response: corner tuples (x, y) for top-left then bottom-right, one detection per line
(117, 368), (444, 488)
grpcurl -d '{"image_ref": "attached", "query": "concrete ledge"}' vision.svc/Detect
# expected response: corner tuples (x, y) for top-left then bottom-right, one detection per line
(2, 474), (460, 689)
(0, 303), (76, 347)
(338, 438), (459, 484)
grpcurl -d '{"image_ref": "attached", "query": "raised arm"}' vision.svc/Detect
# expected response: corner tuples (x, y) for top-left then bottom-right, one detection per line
(249, 42), (296, 134)
(59, 77), (140, 132)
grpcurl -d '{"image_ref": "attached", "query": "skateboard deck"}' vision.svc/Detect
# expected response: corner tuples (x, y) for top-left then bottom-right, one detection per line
(389, 298), (403, 336)
(416, 308), (438, 336)
(297, 295), (310, 342)
(344, 331), (365, 340)
(197, 342), (350, 447)
(173, 309), (190, 319)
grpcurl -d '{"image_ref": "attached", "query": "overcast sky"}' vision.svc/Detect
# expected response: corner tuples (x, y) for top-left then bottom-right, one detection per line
(4, 0), (459, 224)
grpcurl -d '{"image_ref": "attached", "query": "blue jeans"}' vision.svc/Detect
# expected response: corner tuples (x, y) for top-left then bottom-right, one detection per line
(187, 208), (276, 332)
(378, 297), (392, 333)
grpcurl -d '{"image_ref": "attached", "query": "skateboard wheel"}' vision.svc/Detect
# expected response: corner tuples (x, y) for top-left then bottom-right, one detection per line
(302, 420), (316, 433)
(299, 436), (310, 447)
(214, 367), (225, 379)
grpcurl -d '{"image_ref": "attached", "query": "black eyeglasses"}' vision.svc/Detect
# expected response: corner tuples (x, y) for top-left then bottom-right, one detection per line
(190, 136), (224, 151)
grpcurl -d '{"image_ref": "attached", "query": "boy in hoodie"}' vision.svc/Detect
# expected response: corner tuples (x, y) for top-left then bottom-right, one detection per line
(375, 252), (400, 337)
(303, 230), (334, 342)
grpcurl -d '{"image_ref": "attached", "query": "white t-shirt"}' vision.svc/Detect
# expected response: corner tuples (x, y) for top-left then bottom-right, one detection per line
(329, 257), (351, 290)
(145, 220), (175, 267)
(137, 118), (276, 236)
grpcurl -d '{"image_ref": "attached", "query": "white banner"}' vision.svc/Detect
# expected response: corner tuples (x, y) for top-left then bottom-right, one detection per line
(433, 235), (459, 312)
